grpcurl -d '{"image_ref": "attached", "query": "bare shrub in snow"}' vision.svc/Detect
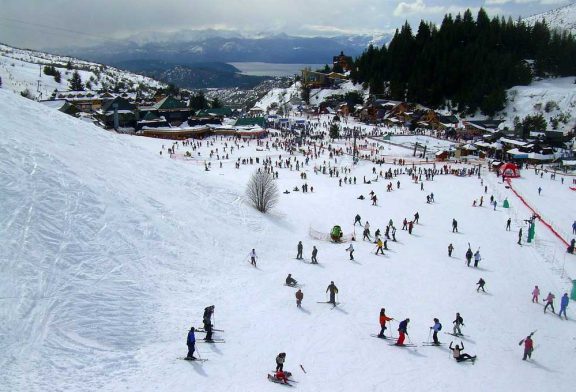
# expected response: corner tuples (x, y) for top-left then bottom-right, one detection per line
(246, 171), (278, 213)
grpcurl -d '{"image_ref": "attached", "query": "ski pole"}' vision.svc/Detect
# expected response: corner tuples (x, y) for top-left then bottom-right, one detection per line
(427, 328), (432, 344)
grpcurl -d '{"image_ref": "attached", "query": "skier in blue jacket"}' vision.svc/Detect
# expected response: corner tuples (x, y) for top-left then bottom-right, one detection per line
(429, 318), (442, 344)
(559, 293), (569, 320)
(186, 327), (196, 359)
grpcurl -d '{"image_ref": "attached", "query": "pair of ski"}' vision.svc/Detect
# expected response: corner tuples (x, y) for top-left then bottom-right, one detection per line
(317, 301), (340, 309)
(371, 334), (444, 347)
(371, 334), (416, 347)
(195, 327), (224, 333)
(179, 357), (208, 362)
(444, 332), (468, 338)
(198, 338), (225, 343)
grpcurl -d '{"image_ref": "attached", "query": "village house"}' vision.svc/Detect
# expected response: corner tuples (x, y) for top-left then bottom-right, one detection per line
(139, 96), (191, 125)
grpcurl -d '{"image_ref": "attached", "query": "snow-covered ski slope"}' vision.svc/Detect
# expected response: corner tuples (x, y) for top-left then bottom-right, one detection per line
(0, 89), (574, 392)
(524, 2), (576, 36)
(0, 43), (163, 100)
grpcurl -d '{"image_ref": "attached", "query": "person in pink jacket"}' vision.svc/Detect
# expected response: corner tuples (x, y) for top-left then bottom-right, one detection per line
(544, 292), (555, 313)
(532, 285), (540, 303)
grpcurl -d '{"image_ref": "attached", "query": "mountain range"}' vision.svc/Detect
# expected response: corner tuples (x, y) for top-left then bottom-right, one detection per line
(57, 32), (390, 65)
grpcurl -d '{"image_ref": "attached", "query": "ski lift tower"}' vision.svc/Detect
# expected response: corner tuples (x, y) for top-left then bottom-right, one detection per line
(353, 128), (358, 164)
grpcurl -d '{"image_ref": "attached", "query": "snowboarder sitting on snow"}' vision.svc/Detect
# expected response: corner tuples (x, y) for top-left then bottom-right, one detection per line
(276, 352), (286, 371)
(449, 341), (476, 362)
(283, 189), (290, 194)
(357, 195), (365, 200)
(378, 308), (393, 338)
(186, 327), (196, 360)
(293, 186), (300, 191)
(326, 281), (339, 304)
(285, 274), (297, 286)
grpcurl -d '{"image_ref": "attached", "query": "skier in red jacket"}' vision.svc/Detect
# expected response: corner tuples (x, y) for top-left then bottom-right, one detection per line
(520, 333), (534, 360)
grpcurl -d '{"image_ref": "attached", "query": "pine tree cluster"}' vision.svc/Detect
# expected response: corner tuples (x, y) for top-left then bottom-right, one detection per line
(43, 65), (62, 83)
(351, 9), (576, 116)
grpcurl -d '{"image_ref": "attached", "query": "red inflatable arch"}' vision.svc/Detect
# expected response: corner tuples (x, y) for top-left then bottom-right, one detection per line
(499, 162), (520, 178)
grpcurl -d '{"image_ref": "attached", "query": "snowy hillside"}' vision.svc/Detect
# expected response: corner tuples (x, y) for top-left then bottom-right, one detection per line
(524, 2), (576, 35)
(1, 89), (575, 392)
(0, 43), (164, 100)
(255, 80), (365, 110)
(502, 77), (576, 132)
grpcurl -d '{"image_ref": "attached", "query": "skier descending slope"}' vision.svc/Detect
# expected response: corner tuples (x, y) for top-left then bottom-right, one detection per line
(295, 289), (303, 308)
(544, 292), (556, 313)
(345, 244), (354, 260)
(311, 246), (318, 264)
(203, 305), (215, 342)
(476, 278), (486, 292)
(326, 281), (339, 305)
(395, 318), (410, 346)
(378, 308), (393, 338)
(452, 313), (465, 336)
(186, 327), (196, 360)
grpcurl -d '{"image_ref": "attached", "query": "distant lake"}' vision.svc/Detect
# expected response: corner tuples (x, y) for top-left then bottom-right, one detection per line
(229, 62), (324, 77)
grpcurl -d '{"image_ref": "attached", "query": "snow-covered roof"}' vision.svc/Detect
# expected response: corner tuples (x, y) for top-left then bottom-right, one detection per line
(500, 138), (527, 147)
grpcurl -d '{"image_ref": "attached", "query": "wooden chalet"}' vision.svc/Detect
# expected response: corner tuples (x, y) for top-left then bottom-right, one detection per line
(139, 96), (191, 125)
(332, 51), (353, 72)
(100, 96), (137, 129)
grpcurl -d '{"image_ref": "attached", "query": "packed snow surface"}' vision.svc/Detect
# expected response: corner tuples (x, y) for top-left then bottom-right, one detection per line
(0, 89), (575, 392)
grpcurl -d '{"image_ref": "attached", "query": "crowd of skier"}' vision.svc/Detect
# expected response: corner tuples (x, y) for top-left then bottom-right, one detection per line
(172, 128), (574, 386)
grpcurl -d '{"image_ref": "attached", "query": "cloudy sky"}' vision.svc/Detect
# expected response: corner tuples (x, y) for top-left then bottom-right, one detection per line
(0, 0), (570, 49)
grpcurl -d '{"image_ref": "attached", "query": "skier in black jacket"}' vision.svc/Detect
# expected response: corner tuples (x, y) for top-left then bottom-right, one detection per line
(203, 305), (215, 341)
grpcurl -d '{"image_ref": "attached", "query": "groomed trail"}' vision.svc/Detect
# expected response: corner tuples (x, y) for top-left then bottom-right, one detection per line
(0, 90), (574, 392)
